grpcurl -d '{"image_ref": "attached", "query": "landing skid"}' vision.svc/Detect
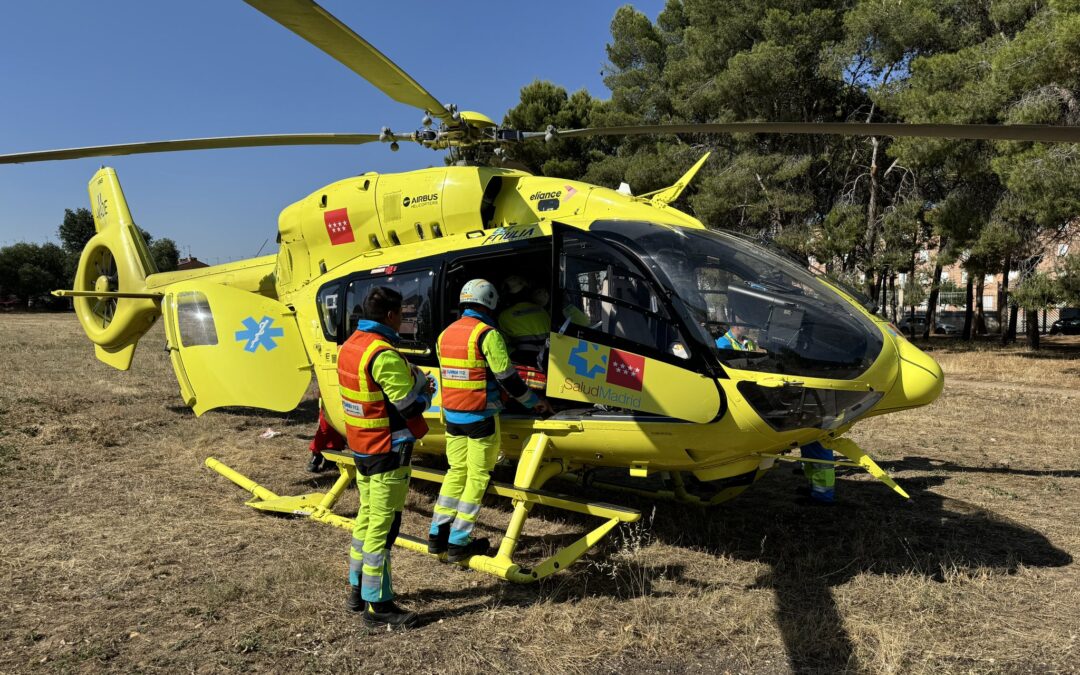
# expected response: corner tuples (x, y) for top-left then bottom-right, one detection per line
(206, 432), (640, 582)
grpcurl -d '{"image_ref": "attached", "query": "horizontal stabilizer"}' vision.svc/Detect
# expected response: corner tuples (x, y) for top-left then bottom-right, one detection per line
(641, 152), (711, 206)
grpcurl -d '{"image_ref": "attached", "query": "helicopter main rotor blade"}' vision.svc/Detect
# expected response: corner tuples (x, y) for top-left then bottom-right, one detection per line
(0, 133), (384, 164)
(542, 122), (1080, 144)
(244, 0), (451, 121)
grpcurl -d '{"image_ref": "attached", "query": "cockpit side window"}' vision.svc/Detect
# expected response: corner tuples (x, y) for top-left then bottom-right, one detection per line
(344, 269), (437, 362)
(316, 282), (343, 343)
(559, 231), (689, 361)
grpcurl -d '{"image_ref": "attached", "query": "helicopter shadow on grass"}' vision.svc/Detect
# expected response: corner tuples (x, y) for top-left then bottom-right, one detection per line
(401, 468), (1070, 673)
(638, 473), (1072, 674)
(165, 398), (322, 425)
(881, 455), (1080, 479)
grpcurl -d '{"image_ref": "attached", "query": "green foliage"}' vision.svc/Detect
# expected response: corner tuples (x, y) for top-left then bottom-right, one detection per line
(0, 242), (68, 308)
(1011, 271), (1061, 310)
(497, 81), (605, 178)
(487, 0), (1080, 322)
(902, 270), (931, 307)
(1057, 254), (1080, 306)
(57, 208), (95, 253)
(1, 208), (179, 307)
(150, 238), (180, 273)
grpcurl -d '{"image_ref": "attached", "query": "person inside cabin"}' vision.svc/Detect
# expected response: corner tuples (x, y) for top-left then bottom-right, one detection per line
(715, 319), (758, 352)
(498, 275), (550, 368)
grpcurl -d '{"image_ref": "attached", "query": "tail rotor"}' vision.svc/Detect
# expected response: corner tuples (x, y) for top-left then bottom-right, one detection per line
(68, 168), (162, 370)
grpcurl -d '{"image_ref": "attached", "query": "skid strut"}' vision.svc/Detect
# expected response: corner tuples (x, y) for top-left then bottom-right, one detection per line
(205, 432), (640, 582)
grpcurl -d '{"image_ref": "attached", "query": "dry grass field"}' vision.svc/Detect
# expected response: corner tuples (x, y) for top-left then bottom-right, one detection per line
(1, 313), (1078, 674)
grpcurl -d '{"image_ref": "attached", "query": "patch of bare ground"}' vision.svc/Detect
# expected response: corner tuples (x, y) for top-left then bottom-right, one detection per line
(1, 314), (1077, 674)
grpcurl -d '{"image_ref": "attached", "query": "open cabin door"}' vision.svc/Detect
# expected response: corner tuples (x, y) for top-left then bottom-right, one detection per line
(546, 223), (722, 423)
(162, 282), (312, 416)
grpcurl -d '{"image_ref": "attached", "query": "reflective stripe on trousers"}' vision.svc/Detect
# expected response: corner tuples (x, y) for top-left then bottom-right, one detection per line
(350, 464), (410, 602)
(428, 417), (500, 546)
(801, 442), (836, 503)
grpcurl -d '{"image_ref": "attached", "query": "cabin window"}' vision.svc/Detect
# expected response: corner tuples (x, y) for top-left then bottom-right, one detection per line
(175, 291), (218, 347)
(444, 244), (552, 326)
(345, 269), (436, 359)
(316, 282), (343, 342)
(559, 232), (687, 359)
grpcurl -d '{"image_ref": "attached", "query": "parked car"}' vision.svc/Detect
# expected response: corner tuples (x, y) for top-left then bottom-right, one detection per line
(1049, 317), (1080, 335)
(897, 316), (958, 335)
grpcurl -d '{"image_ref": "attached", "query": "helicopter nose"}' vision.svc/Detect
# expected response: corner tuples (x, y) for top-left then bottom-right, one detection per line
(876, 336), (944, 411)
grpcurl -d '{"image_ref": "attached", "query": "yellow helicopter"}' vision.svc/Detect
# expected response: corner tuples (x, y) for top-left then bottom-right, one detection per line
(4, 0), (1079, 584)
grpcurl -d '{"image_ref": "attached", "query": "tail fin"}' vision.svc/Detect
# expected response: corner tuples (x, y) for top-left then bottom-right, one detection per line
(72, 168), (162, 370)
(641, 152), (711, 206)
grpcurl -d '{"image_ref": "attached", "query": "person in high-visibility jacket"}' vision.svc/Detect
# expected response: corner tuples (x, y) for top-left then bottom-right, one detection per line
(338, 286), (434, 628)
(800, 441), (836, 503)
(499, 280), (589, 367)
(498, 275), (549, 366)
(715, 323), (757, 351)
(429, 279), (554, 562)
(531, 287), (589, 331)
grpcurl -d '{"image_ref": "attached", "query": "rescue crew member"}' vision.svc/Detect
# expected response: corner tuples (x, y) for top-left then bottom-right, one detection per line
(800, 441), (836, 504)
(429, 279), (554, 562)
(307, 396), (345, 473)
(531, 286), (589, 331)
(339, 286), (433, 628)
(715, 322), (757, 351)
(498, 275), (550, 366)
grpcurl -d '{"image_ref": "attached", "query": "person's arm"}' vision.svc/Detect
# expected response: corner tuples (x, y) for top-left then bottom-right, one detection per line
(370, 350), (430, 418)
(481, 330), (542, 409)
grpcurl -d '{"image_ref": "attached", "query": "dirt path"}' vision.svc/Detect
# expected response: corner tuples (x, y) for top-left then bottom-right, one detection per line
(946, 378), (1079, 397)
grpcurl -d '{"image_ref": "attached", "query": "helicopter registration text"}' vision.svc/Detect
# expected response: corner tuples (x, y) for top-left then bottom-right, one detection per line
(482, 226), (537, 246)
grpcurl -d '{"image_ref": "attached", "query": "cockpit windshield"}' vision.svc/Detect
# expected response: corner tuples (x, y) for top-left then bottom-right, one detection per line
(591, 221), (884, 380)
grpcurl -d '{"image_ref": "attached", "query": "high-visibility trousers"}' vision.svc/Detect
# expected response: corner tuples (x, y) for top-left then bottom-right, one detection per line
(349, 463), (411, 603)
(801, 441), (835, 503)
(429, 417), (500, 546)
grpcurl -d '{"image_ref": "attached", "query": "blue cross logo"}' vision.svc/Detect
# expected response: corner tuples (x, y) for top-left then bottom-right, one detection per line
(235, 316), (284, 353)
(568, 339), (607, 379)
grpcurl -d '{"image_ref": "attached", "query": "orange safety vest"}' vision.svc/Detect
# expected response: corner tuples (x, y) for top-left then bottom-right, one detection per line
(337, 330), (428, 455)
(437, 316), (494, 412)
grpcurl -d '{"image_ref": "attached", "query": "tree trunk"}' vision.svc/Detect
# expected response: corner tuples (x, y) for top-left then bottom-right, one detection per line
(1008, 304), (1019, 343)
(864, 136), (881, 262)
(924, 253), (945, 339)
(888, 273), (898, 321)
(877, 269), (888, 316)
(962, 275), (975, 340)
(1027, 309), (1040, 350)
(999, 257), (1011, 345)
(975, 275), (986, 335)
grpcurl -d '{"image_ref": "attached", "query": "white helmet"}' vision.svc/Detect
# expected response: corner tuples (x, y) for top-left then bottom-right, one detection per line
(460, 279), (499, 310)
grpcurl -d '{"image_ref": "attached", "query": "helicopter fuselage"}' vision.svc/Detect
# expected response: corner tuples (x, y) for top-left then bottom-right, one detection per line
(139, 164), (942, 491)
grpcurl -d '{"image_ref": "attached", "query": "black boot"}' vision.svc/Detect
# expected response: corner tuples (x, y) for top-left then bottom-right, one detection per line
(447, 537), (490, 563)
(427, 524), (450, 555)
(346, 585), (364, 613)
(364, 600), (419, 628)
(307, 452), (327, 473)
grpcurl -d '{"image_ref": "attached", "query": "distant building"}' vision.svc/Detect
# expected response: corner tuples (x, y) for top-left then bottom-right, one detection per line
(176, 256), (209, 271)
(935, 223), (1079, 313)
(888, 221), (1079, 332)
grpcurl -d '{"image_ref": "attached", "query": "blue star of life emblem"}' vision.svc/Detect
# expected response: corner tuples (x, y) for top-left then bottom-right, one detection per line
(568, 339), (607, 379)
(235, 315), (284, 353)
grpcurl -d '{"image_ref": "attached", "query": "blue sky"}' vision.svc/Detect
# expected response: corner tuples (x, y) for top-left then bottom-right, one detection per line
(0, 1), (665, 262)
